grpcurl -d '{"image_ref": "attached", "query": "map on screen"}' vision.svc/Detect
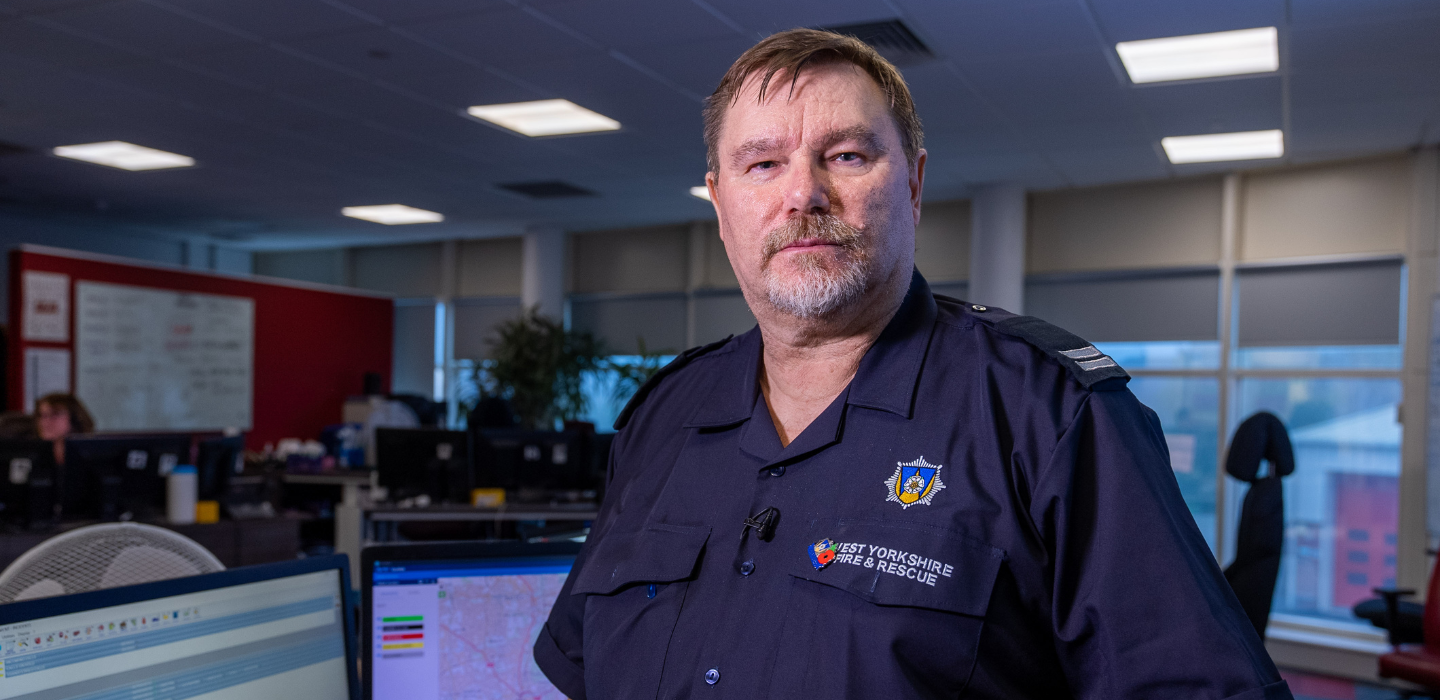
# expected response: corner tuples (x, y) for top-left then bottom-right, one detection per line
(437, 575), (567, 700)
(371, 557), (571, 700)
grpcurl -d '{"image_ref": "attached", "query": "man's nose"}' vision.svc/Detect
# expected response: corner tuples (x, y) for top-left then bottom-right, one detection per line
(782, 159), (830, 215)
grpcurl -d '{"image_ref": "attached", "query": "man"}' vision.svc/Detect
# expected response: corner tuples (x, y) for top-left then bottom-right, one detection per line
(535, 29), (1291, 700)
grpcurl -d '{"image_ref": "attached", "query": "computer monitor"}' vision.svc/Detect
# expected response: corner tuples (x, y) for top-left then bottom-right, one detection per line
(62, 434), (193, 520)
(375, 428), (470, 503)
(470, 429), (592, 494)
(0, 439), (58, 529)
(0, 554), (359, 700)
(196, 434), (245, 501)
(362, 540), (582, 700)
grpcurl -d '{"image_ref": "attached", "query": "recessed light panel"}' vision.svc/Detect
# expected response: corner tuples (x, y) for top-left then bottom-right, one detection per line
(689, 186), (711, 202)
(466, 99), (620, 137)
(1117, 27), (1278, 84)
(1161, 130), (1284, 164)
(53, 141), (195, 171)
(341, 204), (445, 225)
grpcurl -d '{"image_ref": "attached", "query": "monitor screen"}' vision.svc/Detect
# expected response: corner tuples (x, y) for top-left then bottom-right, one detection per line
(368, 552), (574, 700)
(375, 428), (470, 503)
(0, 562), (353, 700)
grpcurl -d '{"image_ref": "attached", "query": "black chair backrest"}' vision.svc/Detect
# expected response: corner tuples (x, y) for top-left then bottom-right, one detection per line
(1223, 411), (1294, 639)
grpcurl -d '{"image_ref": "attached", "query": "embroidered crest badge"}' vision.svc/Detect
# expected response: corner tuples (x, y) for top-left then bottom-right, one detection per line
(884, 456), (945, 508)
(809, 539), (838, 570)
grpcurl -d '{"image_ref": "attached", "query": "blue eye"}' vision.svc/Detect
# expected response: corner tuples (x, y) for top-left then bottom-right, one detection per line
(835, 152), (861, 162)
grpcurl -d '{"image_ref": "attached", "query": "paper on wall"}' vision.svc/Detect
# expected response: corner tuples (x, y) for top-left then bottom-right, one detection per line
(24, 348), (71, 411)
(22, 271), (69, 342)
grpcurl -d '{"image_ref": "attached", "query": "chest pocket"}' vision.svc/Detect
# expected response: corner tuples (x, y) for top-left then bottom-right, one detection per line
(770, 518), (1004, 700)
(571, 522), (710, 700)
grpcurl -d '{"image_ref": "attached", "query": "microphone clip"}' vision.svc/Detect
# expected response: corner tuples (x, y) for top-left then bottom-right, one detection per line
(742, 506), (780, 541)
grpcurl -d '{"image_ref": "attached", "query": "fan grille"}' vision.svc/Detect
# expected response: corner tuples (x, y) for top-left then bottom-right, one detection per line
(0, 523), (224, 603)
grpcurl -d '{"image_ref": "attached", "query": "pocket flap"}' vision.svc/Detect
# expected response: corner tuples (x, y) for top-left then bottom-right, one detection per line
(789, 518), (1004, 616)
(572, 522), (711, 595)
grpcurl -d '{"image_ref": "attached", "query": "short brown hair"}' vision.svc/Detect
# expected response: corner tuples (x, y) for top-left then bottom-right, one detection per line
(36, 393), (95, 434)
(703, 28), (923, 174)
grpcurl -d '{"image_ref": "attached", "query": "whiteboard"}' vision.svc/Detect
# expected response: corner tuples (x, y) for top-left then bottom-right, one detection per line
(76, 281), (254, 432)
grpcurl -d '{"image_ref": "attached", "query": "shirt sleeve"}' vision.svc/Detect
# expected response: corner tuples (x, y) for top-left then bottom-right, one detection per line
(1031, 389), (1294, 700)
(533, 431), (630, 700)
(533, 558), (588, 700)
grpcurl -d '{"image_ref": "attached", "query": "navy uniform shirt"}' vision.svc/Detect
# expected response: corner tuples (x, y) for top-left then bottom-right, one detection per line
(535, 271), (1292, 700)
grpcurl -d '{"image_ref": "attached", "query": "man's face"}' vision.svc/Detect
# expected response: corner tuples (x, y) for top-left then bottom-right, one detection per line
(708, 62), (924, 320)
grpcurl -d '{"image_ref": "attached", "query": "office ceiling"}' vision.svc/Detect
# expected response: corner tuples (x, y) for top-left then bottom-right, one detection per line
(0, 0), (1437, 250)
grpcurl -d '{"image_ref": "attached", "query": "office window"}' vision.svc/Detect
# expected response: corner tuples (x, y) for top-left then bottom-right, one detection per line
(576, 355), (676, 432)
(1233, 377), (1402, 622)
(1233, 345), (1403, 370)
(1128, 376), (1222, 552)
(1096, 341), (1221, 370)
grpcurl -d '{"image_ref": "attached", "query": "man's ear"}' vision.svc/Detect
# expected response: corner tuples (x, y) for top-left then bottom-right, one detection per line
(707, 171), (726, 242)
(910, 149), (926, 226)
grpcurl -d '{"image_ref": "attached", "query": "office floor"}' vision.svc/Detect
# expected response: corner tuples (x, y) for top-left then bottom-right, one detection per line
(1282, 669), (1414, 700)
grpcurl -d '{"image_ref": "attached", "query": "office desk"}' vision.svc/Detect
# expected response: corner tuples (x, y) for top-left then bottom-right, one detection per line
(0, 517), (303, 572)
(282, 471), (374, 573)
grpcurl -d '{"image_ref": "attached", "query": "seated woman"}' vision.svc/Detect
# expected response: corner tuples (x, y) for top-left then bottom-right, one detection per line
(36, 393), (95, 465)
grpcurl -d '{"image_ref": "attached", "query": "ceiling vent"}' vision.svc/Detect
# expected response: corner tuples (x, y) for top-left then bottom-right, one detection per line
(497, 181), (596, 199)
(818, 20), (933, 67)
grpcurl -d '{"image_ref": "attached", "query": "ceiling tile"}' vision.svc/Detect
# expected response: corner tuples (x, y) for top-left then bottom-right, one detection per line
(1289, 19), (1440, 75)
(1130, 74), (1282, 137)
(1289, 96), (1437, 159)
(704, 0), (895, 36)
(1046, 145), (1169, 186)
(899, 0), (1100, 64)
(617, 36), (754, 96)
(962, 51), (1134, 126)
(0, 17), (146, 68)
(1290, 0), (1440, 29)
(401, 7), (595, 70)
(288, 26), (471, 84)
(539, 0), (740, 50)
(1086, 0), (1285, 43)
(42, 0), (249, 57)
(155, 0), (375, 42)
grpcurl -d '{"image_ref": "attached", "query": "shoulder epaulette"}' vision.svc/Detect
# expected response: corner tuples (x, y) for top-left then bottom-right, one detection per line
(613, 336), (734, 430)
(962, 302), (1130, 391)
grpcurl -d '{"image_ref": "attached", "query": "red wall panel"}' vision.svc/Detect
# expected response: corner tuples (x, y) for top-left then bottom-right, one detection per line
(8, 246), (393, 449)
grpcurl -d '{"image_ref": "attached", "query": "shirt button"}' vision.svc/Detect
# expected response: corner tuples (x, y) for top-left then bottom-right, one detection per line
(972, 304), (987, 312)
(768, 465), (785, 477)
(738, 560), (755, 576)
(646, 584), (657, 599)
(704, 668), (720, 685)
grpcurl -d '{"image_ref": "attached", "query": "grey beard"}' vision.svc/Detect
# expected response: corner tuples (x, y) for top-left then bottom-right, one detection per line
(762, 249), (870, 319)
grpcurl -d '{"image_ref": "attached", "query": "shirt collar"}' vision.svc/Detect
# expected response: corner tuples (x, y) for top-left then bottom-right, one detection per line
(683, 268), (938, 428)
(845, 269), (937, 419)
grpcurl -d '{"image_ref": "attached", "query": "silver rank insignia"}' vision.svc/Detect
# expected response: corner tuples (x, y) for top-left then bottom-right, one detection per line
(885, 456), (945, 508)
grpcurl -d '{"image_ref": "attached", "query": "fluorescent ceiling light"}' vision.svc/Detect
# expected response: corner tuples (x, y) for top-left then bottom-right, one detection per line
(689, 186), (711, 202)
(466, 99), (621, 137)
(52, 141), (195, 171)
(1117, 27), (1278, 84)
(1161, 129), (1284, 164)
(341, 204), (445, 225)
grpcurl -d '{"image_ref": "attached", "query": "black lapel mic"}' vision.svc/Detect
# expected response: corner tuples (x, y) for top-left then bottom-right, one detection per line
(742, 507), (780, 541)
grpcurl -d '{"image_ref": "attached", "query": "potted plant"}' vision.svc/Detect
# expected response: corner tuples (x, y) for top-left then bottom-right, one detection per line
(470, 309), (605, 430)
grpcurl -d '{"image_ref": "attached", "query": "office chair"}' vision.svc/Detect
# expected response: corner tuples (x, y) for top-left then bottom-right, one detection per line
(0, 522), (224, 602)
(1375, 553), (1440, 694)
(1223, 411), (1294, 639)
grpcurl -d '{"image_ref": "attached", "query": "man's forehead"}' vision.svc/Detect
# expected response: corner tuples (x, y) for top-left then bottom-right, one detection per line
(721, 63), (894, 144)
(731, 62), (883, 112)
